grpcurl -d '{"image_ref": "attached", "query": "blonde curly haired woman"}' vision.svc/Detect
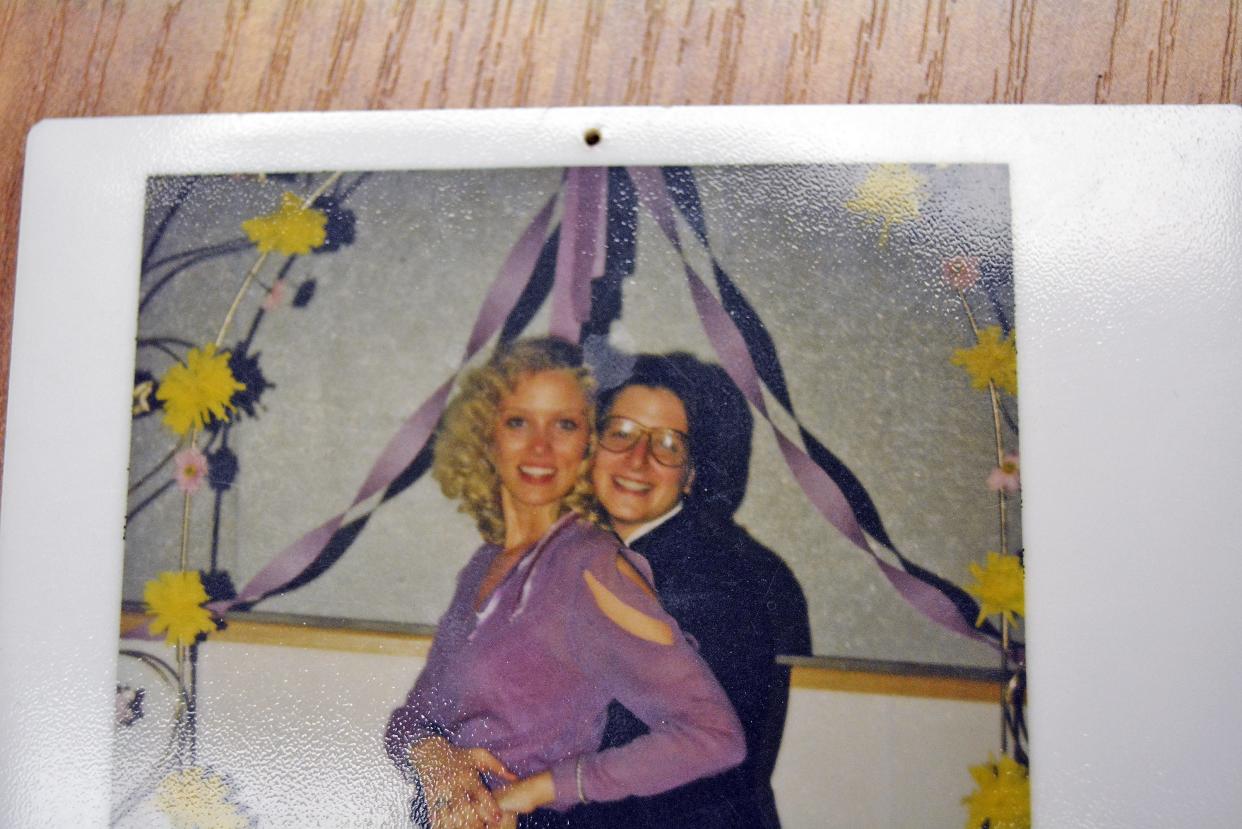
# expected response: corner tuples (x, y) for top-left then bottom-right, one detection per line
(385, 337), (744, 829)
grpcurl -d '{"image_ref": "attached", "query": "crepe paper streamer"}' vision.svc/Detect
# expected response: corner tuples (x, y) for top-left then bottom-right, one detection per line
(242, 170), (596, 609)
(627, 166), (997, 649)
(658, 167), (902, 548)
(125, 191), (562, 638)
(226, 194), (559, 606)
(549, 167), (608, 343)
(583, 168), (640, 340)
(247, 171), (601, 606)
(658, 168), (1001, 642)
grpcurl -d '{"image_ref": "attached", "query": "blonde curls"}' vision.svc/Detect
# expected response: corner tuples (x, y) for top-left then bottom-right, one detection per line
(432, 337), (603, 544)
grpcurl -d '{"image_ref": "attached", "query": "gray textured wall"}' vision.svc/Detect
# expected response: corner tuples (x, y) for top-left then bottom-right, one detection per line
(126, 164), (1018, 669)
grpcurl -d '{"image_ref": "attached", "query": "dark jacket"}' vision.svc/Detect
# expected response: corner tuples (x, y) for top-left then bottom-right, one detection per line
(567, 508), (812, 829)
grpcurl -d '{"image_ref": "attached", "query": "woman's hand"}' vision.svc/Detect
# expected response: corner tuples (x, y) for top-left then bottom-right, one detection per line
(410, 737), (516, 828)
(494, 771), (555, 815)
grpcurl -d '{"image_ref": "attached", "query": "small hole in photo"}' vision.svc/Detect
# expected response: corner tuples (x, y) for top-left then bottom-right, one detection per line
(583, 128), (602, 147)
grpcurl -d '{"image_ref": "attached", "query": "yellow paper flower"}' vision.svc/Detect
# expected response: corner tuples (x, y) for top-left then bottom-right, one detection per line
(156, 766), (251, 829)
(965, 551), (1025, 626)
(156, 345), (246, 436)
(951, 325), (1018, 396)
(144, 570), (216, 647)
(962, 754), (1031, 829)
(242, 191), (327, 255)
(845, 164), (925, 246)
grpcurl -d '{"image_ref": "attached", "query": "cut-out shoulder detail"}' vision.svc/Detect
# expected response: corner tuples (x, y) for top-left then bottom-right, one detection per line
(615, 554), (657, 599)
(583, 570), (674, 646)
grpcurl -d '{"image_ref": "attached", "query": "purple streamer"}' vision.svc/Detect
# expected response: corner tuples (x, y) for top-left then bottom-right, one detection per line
(872, 556), (993, 641)
(628, 167), (681, 250)
(128, 190), (562, 638)
(550, 167), (607, 342)
(354, 381), (454, 506)
(466, 195), (559, 356)
(221, 514), (346, 608)
(627, 165), (996, 649)
(680, 263), (768, 419)
(771, 430), (870, 552)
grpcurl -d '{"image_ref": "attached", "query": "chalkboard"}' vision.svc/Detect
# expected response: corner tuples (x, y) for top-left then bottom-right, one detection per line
(124, 164), (1019, 669)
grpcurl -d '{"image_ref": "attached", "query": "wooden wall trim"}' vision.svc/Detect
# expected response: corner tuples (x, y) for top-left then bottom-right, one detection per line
(120, 608), (1002, 703)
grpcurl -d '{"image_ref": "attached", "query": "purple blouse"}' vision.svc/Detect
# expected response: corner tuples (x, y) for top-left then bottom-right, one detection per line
(384, 514), (745, 811)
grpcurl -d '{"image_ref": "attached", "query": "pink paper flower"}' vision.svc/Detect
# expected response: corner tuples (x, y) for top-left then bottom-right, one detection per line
(261, 279), (288, 312)
(174, 447), (209, 494)
(987, 453), (1021, 494)
(942, 256), (981, 291)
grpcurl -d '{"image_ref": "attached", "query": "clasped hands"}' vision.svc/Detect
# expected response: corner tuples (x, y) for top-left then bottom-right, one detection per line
(411, 737), (556, 829)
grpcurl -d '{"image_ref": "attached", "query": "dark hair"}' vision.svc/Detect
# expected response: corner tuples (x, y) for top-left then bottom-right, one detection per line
(597, 352), (753, 518)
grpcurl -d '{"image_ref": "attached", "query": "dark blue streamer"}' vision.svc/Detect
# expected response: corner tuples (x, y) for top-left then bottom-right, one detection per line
(144, 238), (252, 277)
(981, 258), (1014, 336)
(660, 167), (709, 247)
(245, 205), (566, 600)
(201, 569), (237, 603)
(241, 513), (373, 606)
(795, 424), (897, 551)
(225, 166), (1003, 647)
(662, 166), (1000, 640)
(141, 177), (199, 273)
(139, 242), (252, 312)
(711, 261), (797, 414)
(338, 171), (372, 201)
(310, 194), (358, 253)
(583, 167), (640, 341)
(292, 280), (317, 308)
(245, 438), (435, 604)
(499, 225), (561, 346)
(208, 445), (239, 492)
(126, 480), (174, 523)
(1001, 399), (1019, 436)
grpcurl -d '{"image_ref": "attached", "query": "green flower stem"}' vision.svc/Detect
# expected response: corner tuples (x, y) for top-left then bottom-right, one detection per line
(172, 174), (342, 761)
(173, 428), (200, 766)
(955, 288), (1010, 552)
(112, 651), (192, 823)
(958, 286), (1015, 757)
(159, 173), (347, 769)
(213, 251), (271, 349)
(178, 431), (196, 573)
(211, 171), (342, 349)
(989, 381), (1009, 555)
(1001, 615), (1010, 756)
(174, 644), (189, 763)
(955, 287), (982, 340)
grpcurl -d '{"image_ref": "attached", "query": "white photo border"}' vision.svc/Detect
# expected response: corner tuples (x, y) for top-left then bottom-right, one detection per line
(2, 106), (1240, 825)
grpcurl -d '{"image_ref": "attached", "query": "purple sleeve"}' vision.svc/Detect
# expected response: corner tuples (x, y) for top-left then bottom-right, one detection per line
(546, 549), (746, 810)
(384, 553), (481, 778)
(383, 636), (455, 779)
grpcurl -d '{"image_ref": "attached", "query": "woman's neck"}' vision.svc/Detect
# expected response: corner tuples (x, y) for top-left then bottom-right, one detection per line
(500, 489), (562, 550)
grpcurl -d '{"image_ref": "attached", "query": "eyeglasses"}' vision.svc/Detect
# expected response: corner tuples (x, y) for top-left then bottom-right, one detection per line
(598, 416), (690, 467)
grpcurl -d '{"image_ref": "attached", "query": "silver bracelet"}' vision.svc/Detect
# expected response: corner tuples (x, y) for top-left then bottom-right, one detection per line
(575, 756), (589, 804)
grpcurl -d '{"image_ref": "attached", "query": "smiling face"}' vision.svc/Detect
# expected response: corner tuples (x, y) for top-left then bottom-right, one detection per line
(491, 369), (591, 523)
(592, 385), (694, 541)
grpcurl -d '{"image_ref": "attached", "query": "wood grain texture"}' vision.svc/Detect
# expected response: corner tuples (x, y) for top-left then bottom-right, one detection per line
(0, 0), (1239, 479)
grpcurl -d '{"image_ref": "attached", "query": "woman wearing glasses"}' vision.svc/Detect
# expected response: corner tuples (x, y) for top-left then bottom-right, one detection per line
(384, 338), (744, 829)
(576, 353), (811, 829)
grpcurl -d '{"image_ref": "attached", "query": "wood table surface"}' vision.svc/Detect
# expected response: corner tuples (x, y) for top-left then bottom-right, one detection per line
(0, 0), (1238, 477)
